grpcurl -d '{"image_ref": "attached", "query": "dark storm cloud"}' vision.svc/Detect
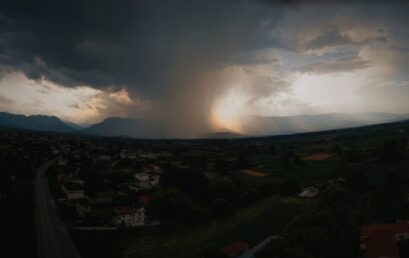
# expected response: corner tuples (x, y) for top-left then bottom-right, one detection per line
(304, 27), (354, 50)
(242, 64), (291, 101)
(0, 0), (281, 92)
(0, 0), (290, 137)
(1, 0), (405, 95)
(0, 0), (408, 136)
(0, 0), (152, 89)
(0, 0), (292, 136)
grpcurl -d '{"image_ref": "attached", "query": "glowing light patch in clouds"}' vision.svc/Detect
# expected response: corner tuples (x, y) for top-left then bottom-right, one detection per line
(0, 71), (141, 124)
(211, 86), (247, 132)
(292, 72), (365, 113)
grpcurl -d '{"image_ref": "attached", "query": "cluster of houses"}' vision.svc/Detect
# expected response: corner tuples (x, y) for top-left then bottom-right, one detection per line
(298, 177), (346, 199)
(123, 165), (161, 193)
(56, 173), (153, 228)
(50, 142), (163, 229)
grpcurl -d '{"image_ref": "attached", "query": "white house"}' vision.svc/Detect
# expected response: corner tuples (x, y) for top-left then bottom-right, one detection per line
(134, 172), (150, 182)
(298, 186), (319, 198)
(66, 178), (85, 185)
(61, 182), (85, 200)
(149, 174), (160, 187)
(75, 199), (91, 217)
(113, 206), (145, 227)
(57, 159), (68, 166)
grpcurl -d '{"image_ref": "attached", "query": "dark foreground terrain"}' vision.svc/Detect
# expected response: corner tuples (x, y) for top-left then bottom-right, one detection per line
(1, 120), (408, 258)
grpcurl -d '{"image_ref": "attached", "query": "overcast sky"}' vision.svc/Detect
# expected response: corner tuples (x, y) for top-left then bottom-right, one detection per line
(0, 0), (408, 135)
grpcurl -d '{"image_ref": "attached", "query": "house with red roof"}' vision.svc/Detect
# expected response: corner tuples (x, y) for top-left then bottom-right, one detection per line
(360, 223), (409, 258)
(138, 194), (152, 206)
(223, 241), (249, 257)
(113, 206), (145, 227)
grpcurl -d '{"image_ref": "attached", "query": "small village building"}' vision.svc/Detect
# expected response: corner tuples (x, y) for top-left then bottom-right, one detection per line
(57, 159), (68, 166)
(138, 182), (152, 191)
(61, 182), (85, 200)
(88, 205), (114, 222)
(223, 241), (249, 258)
(66, 178), (84, 185)
(298, 186), (319, 198)
(360, 223), (409, 258)
(134, 172), (150, 182)
(75, 198), (91, 217)
(88, 191), (114, 205)
(138, 194), (152, 206)
(128, 183), (141, 192)
(98, 155), (111, 161)
(113, 206), (145, 227)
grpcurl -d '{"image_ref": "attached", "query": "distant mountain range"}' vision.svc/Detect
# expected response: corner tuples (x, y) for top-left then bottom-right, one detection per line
(241, 112), (409, 136)
(0, 112), (75, 133)
(0, 111), (408, 138)
(63, 121), (87, 130)
(80, 117), (164, 138)
(203, 131), (245, 139)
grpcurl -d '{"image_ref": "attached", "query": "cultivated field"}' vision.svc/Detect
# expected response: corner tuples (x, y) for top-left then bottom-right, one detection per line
(302, 153), (335, 161)
(240, 169), (269, 177)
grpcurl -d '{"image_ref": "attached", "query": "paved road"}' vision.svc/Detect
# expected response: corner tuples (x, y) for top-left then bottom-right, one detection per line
(35, 159), (81, 258)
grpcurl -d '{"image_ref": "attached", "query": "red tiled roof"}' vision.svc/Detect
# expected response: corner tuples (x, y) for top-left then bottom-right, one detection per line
(361, 223), (409, 258)
(361, 223), (409, 237)
(366, 231), (400, 258)
(115, 206), (133, 214)
(223, 241), (249, 257)
(138, 194), (152, 205)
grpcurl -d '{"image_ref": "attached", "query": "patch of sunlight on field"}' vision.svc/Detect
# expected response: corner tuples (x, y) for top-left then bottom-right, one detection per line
(240, 169), (269, 177)
(302, 153), (335, 161)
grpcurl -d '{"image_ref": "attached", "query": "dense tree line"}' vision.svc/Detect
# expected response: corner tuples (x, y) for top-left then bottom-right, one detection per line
(266, 137), (409, 258)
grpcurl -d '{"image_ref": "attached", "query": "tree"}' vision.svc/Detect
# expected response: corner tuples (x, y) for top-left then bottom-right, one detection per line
(243, 187), (259, 204)
(182, 168), (211, 201)
(342, 148), (363, 164)
(211, 177), (239, 201)
(375, 138), (407, 161)
(256, 237), (313, 258)
(293, 154), (306, 167)
(236, 146), (253, 168)
(283, 183), (367, 258)
(279, 177), (300, 196)
(278, 152), (291, 170)
(148, 187), (206, 224)
(197, 243), (228, 258)
(343, 165), (372, 193)
(214, 156), (228, 175)
(269, 144), (277, 156)
(259, 181), (276, 197)
(212, 198), (234, 216)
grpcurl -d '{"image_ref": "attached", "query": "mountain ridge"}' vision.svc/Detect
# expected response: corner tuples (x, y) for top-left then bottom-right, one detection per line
(79, 117), (164, 139)
(0, 112), (75, 133)
(0, 111), (408, 138)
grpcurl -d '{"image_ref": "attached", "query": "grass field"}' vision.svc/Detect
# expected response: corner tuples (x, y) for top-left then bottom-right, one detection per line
(124, 196), (303, 258)
(288, 156), (341, 183)
(279, 196), (306, 204)
(232, 153), (340, 186)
